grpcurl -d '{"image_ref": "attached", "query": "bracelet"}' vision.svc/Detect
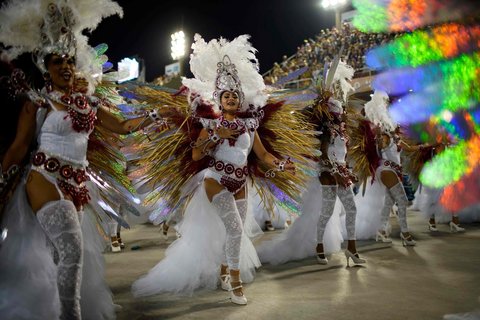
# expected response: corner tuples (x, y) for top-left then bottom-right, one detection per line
(209, 131), (221, 143)
(0, 164), (19, 186)
(147, 109), (163, 123)
(276, 160), (286, 172)
(274, 157), (292, 173)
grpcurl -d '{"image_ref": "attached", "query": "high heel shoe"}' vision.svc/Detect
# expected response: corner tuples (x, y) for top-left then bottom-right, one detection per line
(400, 233), (416, 246)
(229, 282), (247, 305)
(220, 274), (231, 291)
(316, 252), (328, 265)
(160, 222), (169, 240)
(344, 250), (366, 267)
(265, 220), (275, 231)
(110, 236), (121, 253)
(449, 221), (465, 233)
(117, 233), (125, 249)
(375, 230), (392, 243)
(428, 222), (438, 232)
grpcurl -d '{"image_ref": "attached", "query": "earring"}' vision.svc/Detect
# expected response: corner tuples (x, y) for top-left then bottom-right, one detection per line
(43, 72), (53, 92)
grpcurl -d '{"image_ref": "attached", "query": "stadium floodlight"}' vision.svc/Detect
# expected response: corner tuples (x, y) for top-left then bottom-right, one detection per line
(321, 0), (348, 9)
(171, 31), (186, 61)
(320, 0), (348, 29)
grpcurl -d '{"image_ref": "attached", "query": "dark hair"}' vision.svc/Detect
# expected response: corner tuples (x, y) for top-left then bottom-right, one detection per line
(0, 52), (43, 160)
(43, 53), (54, 70)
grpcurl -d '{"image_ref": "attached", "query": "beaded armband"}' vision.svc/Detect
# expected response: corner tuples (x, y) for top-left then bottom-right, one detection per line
(265, 158), (293, 178)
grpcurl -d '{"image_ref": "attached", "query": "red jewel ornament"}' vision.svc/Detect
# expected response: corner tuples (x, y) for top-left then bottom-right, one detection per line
(235, 168), (244, 178)
(60, 165), (73, 179)
(33, 152), (46, 166)
(49, 91), (97, 133)
(219, 117), (246, 147)
(61, 95), (72, 105)
(74, 95), (87, 110)
(73, 169), (88, 184)
(67, 107), (96, 133)
(220, 175), (245, 193)
(44, 158), (60, 172)
(58, 180), (91, 207)
(224, 164), (234, 174)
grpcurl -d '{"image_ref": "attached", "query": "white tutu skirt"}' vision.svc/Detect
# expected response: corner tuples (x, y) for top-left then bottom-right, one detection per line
(132, 180), (262, 297)
(0, 177), (116, 320)
(256, 177), (343, 265)
(415, 186), (480, 224)
(353, 178), (388, 240)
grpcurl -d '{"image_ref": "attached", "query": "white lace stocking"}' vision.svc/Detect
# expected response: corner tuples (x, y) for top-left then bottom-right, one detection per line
(37, 200), (83, 320)
(380, 192), (394, 231)
(388, 182), (409, 232)
(337, 186), (357, 240)
(211, 190), (243, 270)
(235, 199), (247, 225)
(317, 185), (337, 243)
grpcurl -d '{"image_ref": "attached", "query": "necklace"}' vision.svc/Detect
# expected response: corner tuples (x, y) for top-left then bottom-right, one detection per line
(219, 116), (246, 147)
(46, 89), (98, 133)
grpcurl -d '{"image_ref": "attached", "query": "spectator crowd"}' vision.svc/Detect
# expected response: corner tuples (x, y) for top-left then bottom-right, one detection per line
(264, 23), (396, 86)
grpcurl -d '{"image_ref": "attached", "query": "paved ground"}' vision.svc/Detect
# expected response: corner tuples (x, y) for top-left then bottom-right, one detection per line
(105, 210), (480, 320)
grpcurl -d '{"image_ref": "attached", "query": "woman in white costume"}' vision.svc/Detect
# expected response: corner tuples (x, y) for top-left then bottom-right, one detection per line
(355, 91), (423, 245)
(132, 35), (296, 305)
(257, 60), (366, 267)
(0, 1), (162, 319)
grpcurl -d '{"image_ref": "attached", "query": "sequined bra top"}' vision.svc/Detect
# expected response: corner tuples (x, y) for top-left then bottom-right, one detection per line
(201, 117), (259, 166)
(381, 140), (401, 165)
(328, 135), (348, 165)
(35, 93), (98, 167)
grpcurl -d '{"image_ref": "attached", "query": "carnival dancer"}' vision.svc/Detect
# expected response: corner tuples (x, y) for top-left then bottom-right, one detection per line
(0, 1), (167, 319)
(258, 59), (366, 267)
(406, 144), (479, 233)
(131, 34), (314, 305)
(354, 91), (423, 246)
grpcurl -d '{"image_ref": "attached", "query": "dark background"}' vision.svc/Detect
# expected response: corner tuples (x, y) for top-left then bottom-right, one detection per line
(89, 0), (351, 81)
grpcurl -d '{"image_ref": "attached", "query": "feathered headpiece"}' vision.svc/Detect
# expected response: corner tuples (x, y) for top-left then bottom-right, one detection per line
(324, 59), (355, 103)
(182, 34), (267, 111)
(0, 0), (123, 86)
(311, 49), (355, 122)
(364, 90), (397, 132)
(212, 54), (245, 105)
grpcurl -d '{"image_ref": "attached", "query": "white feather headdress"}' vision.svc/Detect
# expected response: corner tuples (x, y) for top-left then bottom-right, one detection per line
(182, 34), (267, 111)
(0, 0), (123, 86)
(364, 90), (397, 132)
(324, 59), (355, 103)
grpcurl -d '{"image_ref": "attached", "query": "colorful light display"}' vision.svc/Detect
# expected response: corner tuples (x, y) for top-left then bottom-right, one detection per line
(353, 0), (480, 212)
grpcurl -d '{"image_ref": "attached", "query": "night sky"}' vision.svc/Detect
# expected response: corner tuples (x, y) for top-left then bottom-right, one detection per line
(89, 0), (350, 81)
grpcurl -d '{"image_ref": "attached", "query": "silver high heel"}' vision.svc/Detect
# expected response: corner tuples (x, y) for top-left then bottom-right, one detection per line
(265, 220), (275, 231)
(449, 221), (465, 233)
(316, 252), (328, 265)
(400, 233), (416, 246)
(375, 230), (392, 243)
(344, 250), (366, 267)
(428, 222), (438, 232)
(160, 222), (169, 240)
(229, 282), (247, 305)
(220, 274), (231, 291)
(110, 236), (121, 253)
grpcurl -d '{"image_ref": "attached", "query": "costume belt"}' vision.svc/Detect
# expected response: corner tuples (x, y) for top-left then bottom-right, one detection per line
(381, 160), (403, 178)
(32, 151), (90, 206)
(208, 158), (248, 193)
